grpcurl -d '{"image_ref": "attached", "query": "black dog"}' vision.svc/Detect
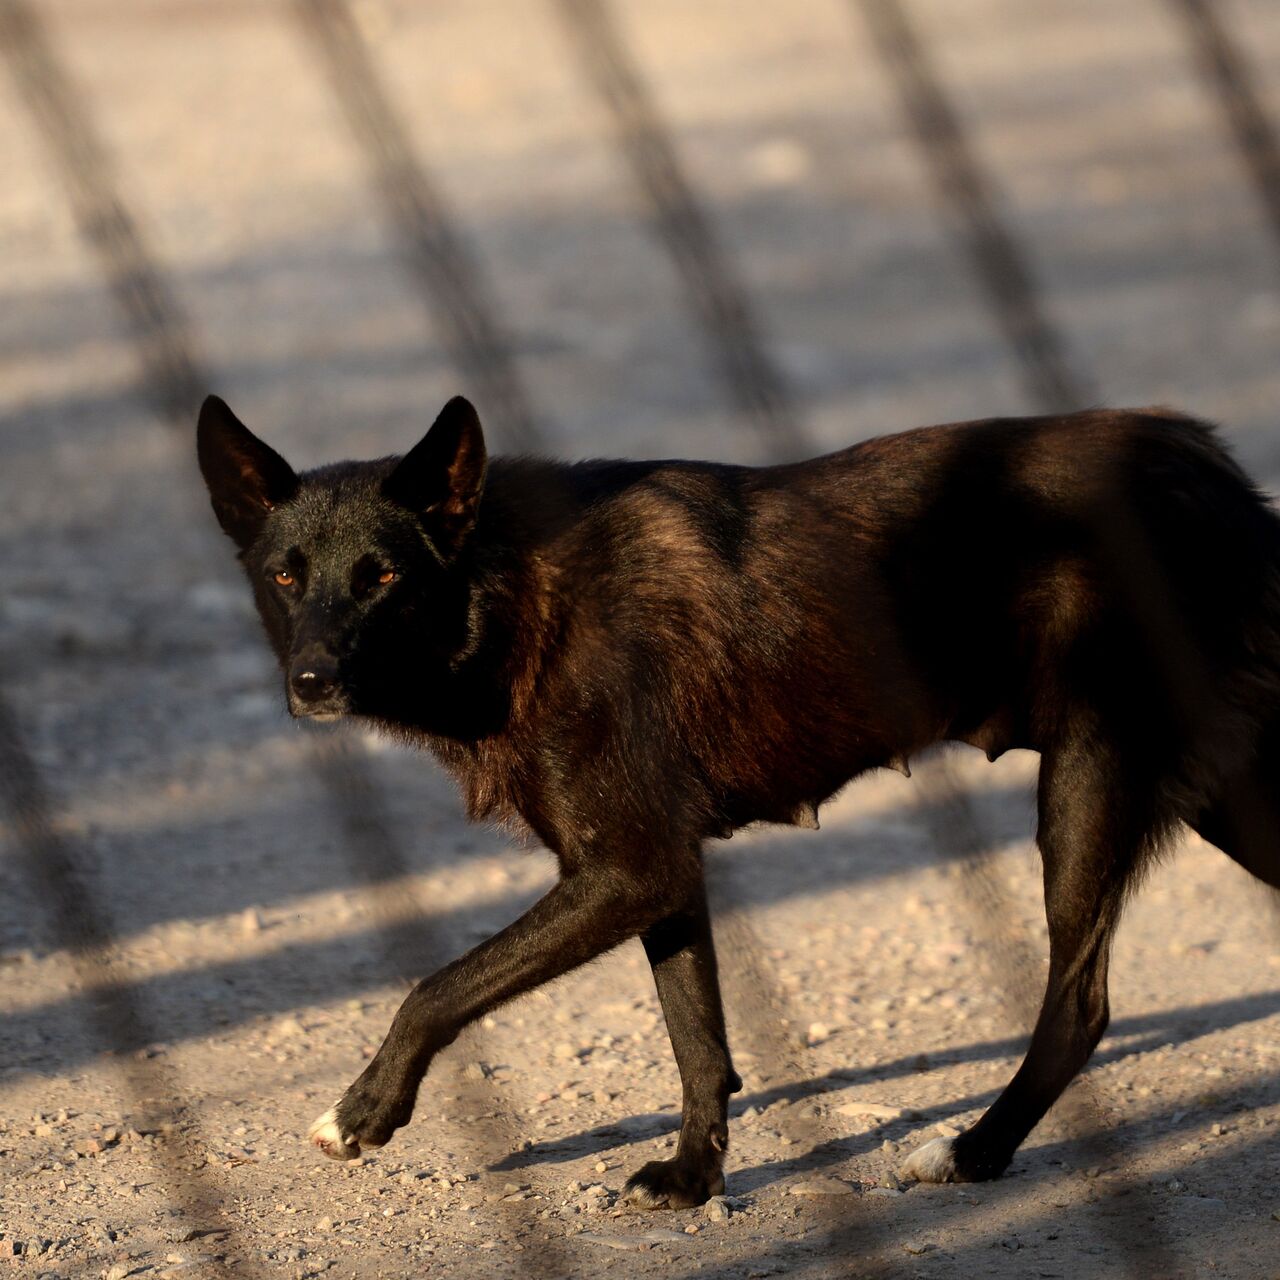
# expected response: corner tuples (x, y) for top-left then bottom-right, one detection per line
(197, 394), (1280, 1205)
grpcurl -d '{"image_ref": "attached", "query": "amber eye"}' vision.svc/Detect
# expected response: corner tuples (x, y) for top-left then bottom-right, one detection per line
(377, 570), (397, 586)
(273, 571), (294, 587)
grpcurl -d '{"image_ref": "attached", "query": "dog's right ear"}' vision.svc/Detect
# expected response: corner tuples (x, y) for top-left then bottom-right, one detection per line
(197, 396), (299, 551)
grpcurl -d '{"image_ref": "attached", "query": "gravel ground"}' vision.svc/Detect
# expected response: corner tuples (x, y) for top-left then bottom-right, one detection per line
(3, 2), (1280, 1277)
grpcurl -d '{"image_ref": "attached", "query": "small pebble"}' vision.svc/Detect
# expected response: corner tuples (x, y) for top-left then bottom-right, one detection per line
(705, 1196), (732, 1222)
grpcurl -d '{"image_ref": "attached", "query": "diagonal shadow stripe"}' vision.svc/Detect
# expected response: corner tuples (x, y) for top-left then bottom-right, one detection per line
(552, 0), (809, 464)
(855, 0), (1096, 415)
(0, 0), (202, 425)
(1170, 0), (1280, 252)
(293, 0), (544, 454)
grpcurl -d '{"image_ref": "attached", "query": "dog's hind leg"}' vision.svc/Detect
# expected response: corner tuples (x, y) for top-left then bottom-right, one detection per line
(624, 884), (743, 1209)
(904, 729), (1151, 1183)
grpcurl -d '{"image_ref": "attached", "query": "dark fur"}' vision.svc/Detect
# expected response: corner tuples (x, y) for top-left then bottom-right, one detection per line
(197, 395), (1280, 1203)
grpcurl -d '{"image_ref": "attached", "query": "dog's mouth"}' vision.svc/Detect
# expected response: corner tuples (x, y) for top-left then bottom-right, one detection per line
(287, 692), (353, 721)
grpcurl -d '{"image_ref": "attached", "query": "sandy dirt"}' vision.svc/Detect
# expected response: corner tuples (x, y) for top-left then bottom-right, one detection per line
(2, 2), (1280, 1277)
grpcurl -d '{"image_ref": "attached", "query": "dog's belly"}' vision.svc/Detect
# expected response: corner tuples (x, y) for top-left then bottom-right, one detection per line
(713, 740), (917, 835)
(712, 689), (1033, 838)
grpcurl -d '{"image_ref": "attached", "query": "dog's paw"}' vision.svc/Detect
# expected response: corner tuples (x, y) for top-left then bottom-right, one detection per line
(623, 1158), (725, 1210)
(309, 1104), (362, 1161)
(900, 1136), (958, 1183)
(308, 1085), (413, 1162)
(901, 1133), (1012, 1183)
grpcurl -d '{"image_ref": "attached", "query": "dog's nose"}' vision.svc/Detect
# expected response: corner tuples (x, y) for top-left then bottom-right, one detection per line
(289, 653), (339, 702)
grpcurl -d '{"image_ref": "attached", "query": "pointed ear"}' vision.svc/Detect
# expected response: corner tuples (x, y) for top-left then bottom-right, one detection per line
(196, 396), (298, 551)
(382, 396), (487, 553)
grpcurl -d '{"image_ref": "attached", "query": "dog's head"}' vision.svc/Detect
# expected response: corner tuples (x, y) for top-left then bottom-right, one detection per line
(196, 395), (487, 723)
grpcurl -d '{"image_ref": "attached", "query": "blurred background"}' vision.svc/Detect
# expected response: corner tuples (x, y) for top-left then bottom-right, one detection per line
(4, 1), (1280, 1276)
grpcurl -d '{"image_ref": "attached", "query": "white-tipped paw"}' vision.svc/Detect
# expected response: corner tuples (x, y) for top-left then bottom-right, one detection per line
(901, 1136), (958, 1183)
(308, 1105), (362, 1161)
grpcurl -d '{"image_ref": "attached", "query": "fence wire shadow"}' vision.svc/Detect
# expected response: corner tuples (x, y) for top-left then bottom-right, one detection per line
(553, 0), (809, 465)
(294, 0), (543, 455)
(1171, 0), (1280, 253)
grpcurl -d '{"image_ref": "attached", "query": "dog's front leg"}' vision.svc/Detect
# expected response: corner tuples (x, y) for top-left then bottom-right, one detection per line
(309, 870), (671, 1160)
(623, 886), (743, 1209)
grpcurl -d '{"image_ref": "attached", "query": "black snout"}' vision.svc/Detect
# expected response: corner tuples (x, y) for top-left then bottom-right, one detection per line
(289, 649), (341, 708)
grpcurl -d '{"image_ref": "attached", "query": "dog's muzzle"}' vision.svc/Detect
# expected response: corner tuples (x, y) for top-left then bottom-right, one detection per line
(287, 648), (349, 720)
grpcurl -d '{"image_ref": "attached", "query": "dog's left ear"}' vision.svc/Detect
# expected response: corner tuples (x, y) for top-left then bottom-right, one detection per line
(383, 396), (488, 554)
